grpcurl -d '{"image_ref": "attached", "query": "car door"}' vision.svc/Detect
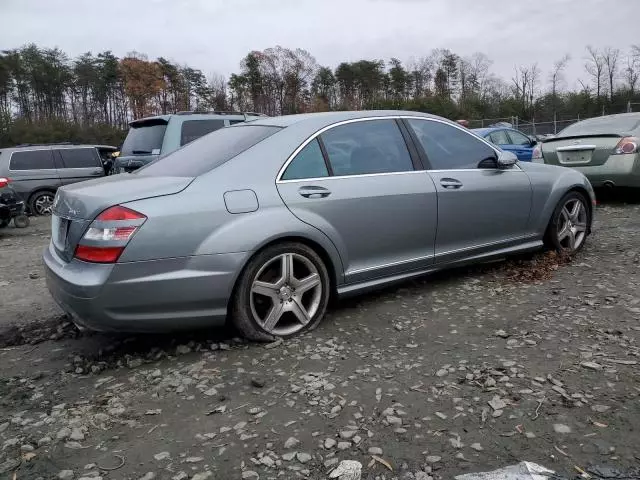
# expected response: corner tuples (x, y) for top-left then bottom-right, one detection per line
(488, 129), (513, 152)
(55, 147), (105, 186)
(506, 129), (535, 161)
(405, 118), (533, 264)
(276, 118), (438, 284)
(7, 148), (61, 202)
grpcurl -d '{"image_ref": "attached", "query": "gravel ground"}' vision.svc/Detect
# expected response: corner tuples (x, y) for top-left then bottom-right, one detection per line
(0, 202), (639, 480)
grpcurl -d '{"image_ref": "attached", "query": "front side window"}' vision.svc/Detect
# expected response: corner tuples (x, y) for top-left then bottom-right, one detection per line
(320, 119), (413, 176)
(281, 139), (329, 180)
(58, 148), (101, 168)
(407, 119), (497, 170)
(180, 119), (226, 146)
(507, 130), (532, 146)
(9, 150), (55, 170)
(138, 125), (281, 177)
(488, 130), (510, 145)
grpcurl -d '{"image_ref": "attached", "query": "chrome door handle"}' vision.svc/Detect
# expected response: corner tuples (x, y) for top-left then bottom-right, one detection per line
(440, 178), (463, 189)
(298, 186), (331, 198)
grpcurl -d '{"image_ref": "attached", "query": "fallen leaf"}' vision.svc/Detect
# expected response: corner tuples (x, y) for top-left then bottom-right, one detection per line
(371, 455), (393, 471)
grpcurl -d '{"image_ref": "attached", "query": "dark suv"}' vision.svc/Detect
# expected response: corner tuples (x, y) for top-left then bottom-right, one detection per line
(0, 144), (115, 215)
(112, 111), (265, 173)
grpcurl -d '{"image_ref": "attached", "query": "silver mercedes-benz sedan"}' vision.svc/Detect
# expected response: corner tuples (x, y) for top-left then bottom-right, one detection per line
(44, 110), (595, 340)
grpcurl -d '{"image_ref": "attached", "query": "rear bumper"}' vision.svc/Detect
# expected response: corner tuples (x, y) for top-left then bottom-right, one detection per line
(571, 154), (640, 187)
(43, 242), (249, 333)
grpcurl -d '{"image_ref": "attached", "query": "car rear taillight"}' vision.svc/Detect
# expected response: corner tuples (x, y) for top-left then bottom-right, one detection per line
(531, 144), (544, 163)
(0, 177), (11, 188)
(74, 206), (146, 263)
(613, 137), (639, 155)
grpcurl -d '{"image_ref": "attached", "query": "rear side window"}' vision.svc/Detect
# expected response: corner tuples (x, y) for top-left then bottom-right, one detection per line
(121, 120), (167, 155)
(407, 119), (497, 170)
(138, 125), (282, 177)
(180, 120), (226, 146)
(230, 119), (245, 125)
(9, 150), (55, 170)
(321, 119), (413, 176)
(488, 130), (510, 145)
(281, 139), (329, 180)
(58, 148), (101, 168)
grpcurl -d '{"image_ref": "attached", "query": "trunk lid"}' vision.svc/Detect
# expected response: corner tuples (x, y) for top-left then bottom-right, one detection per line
(541, 135), (621, 167)
(51, 174), (192, 262)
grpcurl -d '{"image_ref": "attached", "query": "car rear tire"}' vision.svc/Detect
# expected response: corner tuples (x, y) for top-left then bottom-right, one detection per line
(231, 242), (330, 341)
(545, 191), (590, 254)
(29, 191), (55, 216)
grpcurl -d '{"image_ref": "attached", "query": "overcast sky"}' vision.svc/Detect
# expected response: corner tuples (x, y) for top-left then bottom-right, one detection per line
(2, 0), (637, 89)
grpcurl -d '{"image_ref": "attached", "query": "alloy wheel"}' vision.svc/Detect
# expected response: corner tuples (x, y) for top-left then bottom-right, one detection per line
(34, 194), (54, 215)
(556, 197), (588, 251)
(249, 252), (322, 336)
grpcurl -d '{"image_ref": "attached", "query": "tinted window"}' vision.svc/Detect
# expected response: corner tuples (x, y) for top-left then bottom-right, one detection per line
(9, 150), (55, 170)
(180, 120), (226, 146)
(558, 115), (640, 137)
(282, 139), (329, 180)
(121, 121), (167, 155)
(321, 120), (413, 176)
(488, 130), (510, 145)
(507, 130), (531, 146)
(230, 119), (245, 125)
(408, 120), (496, 170)
(138, 125), (281, 177)
(58, 148), (101, 168)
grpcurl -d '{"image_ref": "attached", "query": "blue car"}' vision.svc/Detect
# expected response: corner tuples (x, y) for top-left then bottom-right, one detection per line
(472, 127), (537, 161)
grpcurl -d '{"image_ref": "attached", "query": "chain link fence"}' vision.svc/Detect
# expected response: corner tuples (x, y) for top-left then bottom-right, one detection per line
(468, 116), (579, 136)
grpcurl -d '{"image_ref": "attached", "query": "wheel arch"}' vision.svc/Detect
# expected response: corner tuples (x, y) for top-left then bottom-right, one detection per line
(231, 235), (341, 301)
(28, 187), (57, 214)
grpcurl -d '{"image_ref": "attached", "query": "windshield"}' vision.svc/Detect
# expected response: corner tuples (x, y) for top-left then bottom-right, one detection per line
(120, 120), (168, 155)
(137, 125), (282, 177)
(557, 115), (640, 137)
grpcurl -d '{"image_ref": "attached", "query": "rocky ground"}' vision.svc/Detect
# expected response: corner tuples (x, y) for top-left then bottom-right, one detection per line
(1, 201), (639, 480)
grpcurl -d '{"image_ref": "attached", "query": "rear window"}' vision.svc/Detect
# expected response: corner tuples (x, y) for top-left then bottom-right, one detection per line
(137, 125), (282, 177)
(10, 150), (55, 170)
(121, 120), (168, 155)
(58, 148), (101, 168)
(558, 115), (640, 137)
(180, 119), (225, 146)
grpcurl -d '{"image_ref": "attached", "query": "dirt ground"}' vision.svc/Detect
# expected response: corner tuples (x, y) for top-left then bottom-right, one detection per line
(1, 201), (639, 480)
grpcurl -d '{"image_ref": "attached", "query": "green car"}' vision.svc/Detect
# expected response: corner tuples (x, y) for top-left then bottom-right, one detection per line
(534, 113), (640, 188)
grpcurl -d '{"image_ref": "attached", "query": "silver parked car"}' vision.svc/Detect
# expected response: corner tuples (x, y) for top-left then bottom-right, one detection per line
(44, 111), (595, 340)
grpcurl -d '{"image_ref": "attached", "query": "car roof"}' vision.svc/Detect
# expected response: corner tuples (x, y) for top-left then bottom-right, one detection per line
(130, 111), (265, 127)
(472, 127), (508, 136)
(248, 110), (438, 129)
(1, 144), (108, 152)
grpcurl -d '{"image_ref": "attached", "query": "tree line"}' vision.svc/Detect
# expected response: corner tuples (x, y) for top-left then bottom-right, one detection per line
(1, 43), (639, 146)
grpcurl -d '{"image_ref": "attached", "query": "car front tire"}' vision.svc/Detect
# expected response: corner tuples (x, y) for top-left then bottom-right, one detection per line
(231, 242), (330, 341)
(545, 191), (590, 254)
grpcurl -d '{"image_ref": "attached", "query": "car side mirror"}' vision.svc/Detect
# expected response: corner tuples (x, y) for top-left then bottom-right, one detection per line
(497, 150), (517, 169)
(529, 137), (537, 147)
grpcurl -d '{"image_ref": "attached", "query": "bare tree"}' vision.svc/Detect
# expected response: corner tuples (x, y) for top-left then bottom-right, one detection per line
(549, 54), (570, 97)
(549, 54), (570, 121)
(512, 63), (539, 117)
(622, 54), (639, 95)
(602, 47), (620, 101)
(585, 46), (605, 99)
